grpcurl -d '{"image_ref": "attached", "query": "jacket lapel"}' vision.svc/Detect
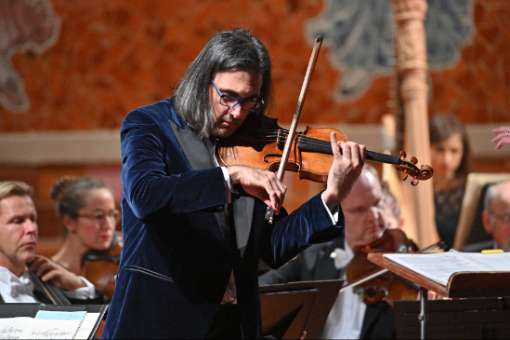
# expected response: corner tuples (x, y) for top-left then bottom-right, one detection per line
(169, 121), (254, 255)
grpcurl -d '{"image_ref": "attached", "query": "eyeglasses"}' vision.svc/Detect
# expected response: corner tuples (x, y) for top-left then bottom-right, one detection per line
(77, 209), (120, 224)
(489, 211), (510, 224)
(211, 81), (263, 111)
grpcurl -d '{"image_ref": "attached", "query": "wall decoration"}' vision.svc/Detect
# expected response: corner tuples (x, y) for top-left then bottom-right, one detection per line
(0, 0), (60, 112)
(306, 0), (474, 102)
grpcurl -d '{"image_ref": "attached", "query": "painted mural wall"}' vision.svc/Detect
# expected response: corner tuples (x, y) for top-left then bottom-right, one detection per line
(0, 0), (508, 130)
(0, 0), (509, 244)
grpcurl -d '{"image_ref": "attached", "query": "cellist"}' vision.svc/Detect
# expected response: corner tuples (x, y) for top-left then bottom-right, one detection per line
(103, 28), (366, 339)
(0, 181), (100, 305)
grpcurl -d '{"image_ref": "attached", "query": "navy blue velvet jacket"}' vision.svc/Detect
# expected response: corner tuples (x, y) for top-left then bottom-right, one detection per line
(103, 99), (344, 339)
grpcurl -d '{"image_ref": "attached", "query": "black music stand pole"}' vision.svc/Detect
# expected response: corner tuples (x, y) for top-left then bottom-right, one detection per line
(418, 287), (428, 340)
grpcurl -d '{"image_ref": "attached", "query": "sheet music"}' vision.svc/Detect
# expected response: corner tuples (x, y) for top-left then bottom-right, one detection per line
(73, 312), (100, 340)
(31, 319), (83, 339)
(0, 310), (88, 339)
(0, 317), (33, 339)
(384, 251), (510, 286)
(0, 318), (82, 339)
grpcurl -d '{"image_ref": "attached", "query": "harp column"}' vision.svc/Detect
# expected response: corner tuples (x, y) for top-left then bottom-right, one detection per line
(391, 0), (439, 247)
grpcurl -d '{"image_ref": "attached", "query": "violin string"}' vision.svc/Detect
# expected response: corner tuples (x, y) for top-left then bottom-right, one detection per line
(238, 130), (425, 176)
(253, 129), (327, 145)
(244, 129), (334, 154)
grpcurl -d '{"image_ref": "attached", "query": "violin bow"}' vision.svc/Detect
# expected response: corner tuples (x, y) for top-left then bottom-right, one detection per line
(265, 35), (323, 223)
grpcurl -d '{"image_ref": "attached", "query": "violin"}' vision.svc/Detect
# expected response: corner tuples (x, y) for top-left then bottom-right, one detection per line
(344, 228), (420, 305)
(82, 231), (122, 301)
(217, 114), (433, 185)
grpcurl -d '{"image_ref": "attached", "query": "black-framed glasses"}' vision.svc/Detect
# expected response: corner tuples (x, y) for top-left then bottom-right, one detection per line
(77, 209), (120, 224)
(211, 81), (263, 111)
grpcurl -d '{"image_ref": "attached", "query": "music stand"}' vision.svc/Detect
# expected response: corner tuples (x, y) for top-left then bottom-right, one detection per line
(368, 252), (510, 340)
(259, 279), (342, 339)
(0, 304), (107, 339)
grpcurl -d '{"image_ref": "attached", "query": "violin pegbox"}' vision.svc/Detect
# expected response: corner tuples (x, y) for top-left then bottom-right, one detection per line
(397, 151), (433, 185)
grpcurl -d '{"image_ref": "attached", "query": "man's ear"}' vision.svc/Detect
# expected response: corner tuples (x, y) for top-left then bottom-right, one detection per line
(482, 210), (494, 235)
(62, 215), (78, 233)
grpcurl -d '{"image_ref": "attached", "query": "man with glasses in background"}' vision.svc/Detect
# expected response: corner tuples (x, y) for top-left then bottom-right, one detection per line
(464, 181), (510, 252)
(103, 28), (367, 339)
(0, 181), (99, 304)
(259, 165), (398, 339)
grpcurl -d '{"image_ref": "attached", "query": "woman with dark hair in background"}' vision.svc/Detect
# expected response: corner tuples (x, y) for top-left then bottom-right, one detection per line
(429, 114), (471, 249)
(50, 176), (118, 298)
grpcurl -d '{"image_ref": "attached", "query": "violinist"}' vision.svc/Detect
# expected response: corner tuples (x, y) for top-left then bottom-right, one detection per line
(50, 176), (118, 301)
(259, 164), (398, 339)
(103, 28), (366, 339)
(0, 181), (99, 304)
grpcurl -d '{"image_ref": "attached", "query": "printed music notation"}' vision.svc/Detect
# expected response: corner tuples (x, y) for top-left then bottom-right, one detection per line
(384, 251), (510, 286)
(0, 310), (101, 339)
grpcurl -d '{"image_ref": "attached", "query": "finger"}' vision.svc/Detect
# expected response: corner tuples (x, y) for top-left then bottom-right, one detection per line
(353, 143), (366, 169)
(274, 180), (287, 197)
(40, 271), (61, 287)
(493, 135), (509, 149)
(273, 181), (286, 206)
(358, 143), (367, 162)
(28, 256), (47, 273)
(35, 262), (54, 278)
(273, 181), (287, 214)
(262, 176), (278, 212)
(264, 173), (280, 210)
(330, 132), (341, 157)
(492, 126), (509, 134)
(347, 142), (361, 165)
(496, 139), (509, 150)
(339, 142), (351, 160)
(492, 136), (503, 148)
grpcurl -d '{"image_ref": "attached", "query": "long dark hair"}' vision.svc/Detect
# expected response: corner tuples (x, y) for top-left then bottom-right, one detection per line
(174, 28), (272, 138)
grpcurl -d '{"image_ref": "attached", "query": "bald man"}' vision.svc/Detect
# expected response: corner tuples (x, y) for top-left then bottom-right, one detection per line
(465, 181), (510, 252)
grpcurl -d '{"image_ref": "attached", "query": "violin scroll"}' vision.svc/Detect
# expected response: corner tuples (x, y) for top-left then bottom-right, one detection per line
(396, 151), (434, 185)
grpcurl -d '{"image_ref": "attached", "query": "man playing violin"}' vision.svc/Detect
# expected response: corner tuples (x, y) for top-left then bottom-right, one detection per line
(103, 28), (366, 339)
(260, 165), (398, 339)
(0, 181), (100, 304)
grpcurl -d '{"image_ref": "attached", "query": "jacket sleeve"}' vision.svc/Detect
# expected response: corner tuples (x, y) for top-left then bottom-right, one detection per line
(258, 256), (304, 285)
(120, 109), (228, 220)
(261, 193), (344, 268)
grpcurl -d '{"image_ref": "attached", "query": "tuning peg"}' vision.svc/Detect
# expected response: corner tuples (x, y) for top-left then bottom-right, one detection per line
(411, 156), (418, 165)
